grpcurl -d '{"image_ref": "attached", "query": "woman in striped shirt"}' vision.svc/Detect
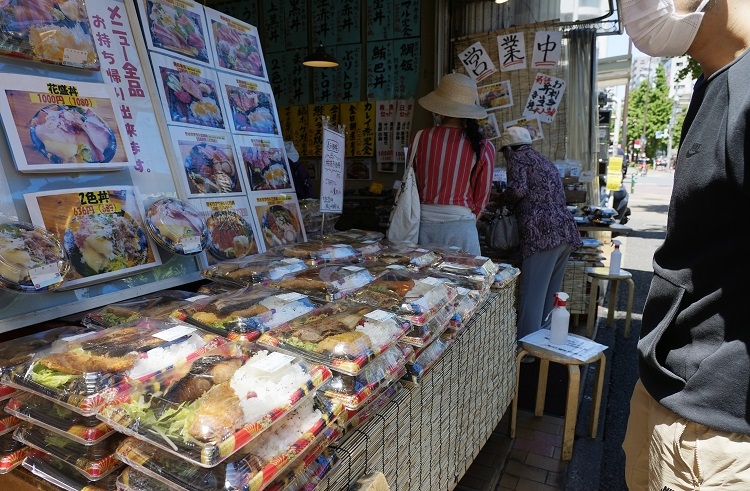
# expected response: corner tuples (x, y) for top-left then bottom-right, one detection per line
(411, 73), (495, 255)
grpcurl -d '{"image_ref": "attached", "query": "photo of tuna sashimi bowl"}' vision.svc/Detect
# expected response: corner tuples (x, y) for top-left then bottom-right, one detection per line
(241, 144), (290, 190)
(161, 68), (224, 128)
(30, 105), (116, 164)
(146, 0), (209, 63)
(183, 142), (239, 194)
(211, 21), (264, 78)
(206, 210), (257, 260)
(225, 85), (278, 134)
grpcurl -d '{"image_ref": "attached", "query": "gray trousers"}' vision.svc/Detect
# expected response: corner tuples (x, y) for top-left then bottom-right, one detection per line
(516, 242), (573, 341)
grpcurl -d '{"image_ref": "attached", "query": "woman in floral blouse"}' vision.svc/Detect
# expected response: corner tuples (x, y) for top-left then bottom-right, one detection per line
(500, 127), (582, 344)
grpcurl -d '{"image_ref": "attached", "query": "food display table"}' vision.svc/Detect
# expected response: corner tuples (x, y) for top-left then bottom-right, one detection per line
(317, 282), (518, 491)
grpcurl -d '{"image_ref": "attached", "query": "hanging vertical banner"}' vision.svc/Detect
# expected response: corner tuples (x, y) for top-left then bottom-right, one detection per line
(287, 50), (310, 106)
(263, 1), (286, 53)
(393, 39), (420, 99)
(278, 105), (293, 143)
(212, 1), (259, 27)
(291, 105), (309, 157)
(367, 41), (394, 101)
(336, 1), (361, 45)
(356, 101), (375, 157)
(284, 0), (308, 50)
(313, 67), (338, 105)
(532, 31), (563, 69)
(266, 52), (287, 106)
(497, 32), (527, 72)
(340, 102), (358, 156)
(458, 41), (496, 82)
(394, 0), (420, 38)
(393, 99), (414, 162)
(366, 0), (393, 41)
(311, 0), (337, 47)
(337, 44), (362, 103)
(323, 104), (341, 129)
(307, 104), (326, 155)
(375, 100), (396, 163)
(320, 127), (346, 213)
(523, 73), (566, 124)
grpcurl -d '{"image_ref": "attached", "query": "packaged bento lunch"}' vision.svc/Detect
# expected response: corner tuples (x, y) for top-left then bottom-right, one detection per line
(263, 439), (338, 491)
(5, 319), (225, 415)
(82, 290), (196, 329)
(116, 467), (172, 491)
(271, 264), (375, 301)
(201, 253), (308, 287)
(337, 382), (401, 433)
(114, 397), (343, 490)
(450, 287), (492, 329)
(274, 242), (361, 265)
(321, 343), (409, 409)
(22, 451), (120, 491)
(324, 229), (384, 243)
(5, 392), (116, 445)
(347, 268), (457, 325)
(370, 243), (442, 270)
(493, 263), (521, 289)
(0, 221), (70, 292)
(14, 424), (125, 480)
(0, 397), (21, 436)
(404, 337), (450, 384)
(257, 300), (410, 376)
(0, 431), (29, 474)
(399, 302), (454, 347)
(172, 286), (321, 342)
(98, 343), (332, 467)
(145, 198), (209, 256)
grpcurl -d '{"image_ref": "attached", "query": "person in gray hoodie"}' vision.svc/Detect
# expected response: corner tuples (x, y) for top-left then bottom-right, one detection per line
(620, 0), (750, 489)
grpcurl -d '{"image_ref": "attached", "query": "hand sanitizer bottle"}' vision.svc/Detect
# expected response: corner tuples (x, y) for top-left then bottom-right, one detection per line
(609, 240), (622, 275)
(549, 292), (570, 345)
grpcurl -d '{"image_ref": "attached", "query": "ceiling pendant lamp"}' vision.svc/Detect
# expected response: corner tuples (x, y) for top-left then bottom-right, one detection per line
(303, 44), (339, 68)
(495, 0), (509, 3)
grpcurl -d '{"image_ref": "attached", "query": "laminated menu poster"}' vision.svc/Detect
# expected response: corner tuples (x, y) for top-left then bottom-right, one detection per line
(0, 0), (99, 69)
(189, 196), (263, 261)
(233, 134), (293, 192)
(251, 194), (306, 249)
(139, 0), (211, 66)
(168, 126), (246, 196)
(204, 6), (267, 81)
(23, 186), (161, 289)
(150, 52), (226, 130)
(0, 74), (134, 172)
(217, 71), (281, 136)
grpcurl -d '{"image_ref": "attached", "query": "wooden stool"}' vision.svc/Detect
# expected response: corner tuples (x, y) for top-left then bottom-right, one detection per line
(586, 267), (635, 338)
(509, 335), (606, 461)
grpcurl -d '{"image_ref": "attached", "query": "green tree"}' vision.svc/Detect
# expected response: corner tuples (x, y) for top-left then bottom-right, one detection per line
(625, 64), (672, 159)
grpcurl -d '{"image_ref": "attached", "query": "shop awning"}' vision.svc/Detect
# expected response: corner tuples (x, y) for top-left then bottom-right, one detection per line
(597, 54), (632, 88)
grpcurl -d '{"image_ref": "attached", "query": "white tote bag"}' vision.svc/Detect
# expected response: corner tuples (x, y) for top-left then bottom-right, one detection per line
(386, 130), (423, 243)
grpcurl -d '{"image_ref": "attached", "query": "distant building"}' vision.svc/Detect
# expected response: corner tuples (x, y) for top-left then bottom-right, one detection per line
(630, 56), (657, 90)
(661, 56), (694, 108)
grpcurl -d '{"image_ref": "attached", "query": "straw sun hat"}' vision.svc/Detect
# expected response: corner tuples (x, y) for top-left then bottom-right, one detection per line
(418, 73), (488, 120)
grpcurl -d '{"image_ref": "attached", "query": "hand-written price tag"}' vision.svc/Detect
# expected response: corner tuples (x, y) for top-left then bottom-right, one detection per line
(180, 236), (203, 254)
(250, 352), (296, 373)
(364, 309), (396, 322)
(63, 48), (88, 67)
(29, 263), (62, 290)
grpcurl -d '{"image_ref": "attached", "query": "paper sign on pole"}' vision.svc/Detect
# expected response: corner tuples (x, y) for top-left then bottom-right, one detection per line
(607, 156), (623, 191)
(320, 127), (346, 213)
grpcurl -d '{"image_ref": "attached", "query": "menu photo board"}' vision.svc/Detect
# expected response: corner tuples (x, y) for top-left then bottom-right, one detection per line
(217, 71), (281, 137)
(204, 6), (268, 81)
(0, 73), (135, 173)
(233, 134), (293, 193)
(189, 195), (263, 261)
(168, 126), (246, 196)
(23, 186), (161, 289)
(250, 193), (306, 249)
(139, 0), (212, 66)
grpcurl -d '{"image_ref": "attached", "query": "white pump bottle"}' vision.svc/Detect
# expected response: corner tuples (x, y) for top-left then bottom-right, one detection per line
(609, 240), (622, 275)
(549, 292), (570, 345)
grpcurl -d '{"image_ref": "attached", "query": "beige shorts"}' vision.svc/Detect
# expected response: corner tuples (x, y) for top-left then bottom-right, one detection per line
(622, 380), (750, 491)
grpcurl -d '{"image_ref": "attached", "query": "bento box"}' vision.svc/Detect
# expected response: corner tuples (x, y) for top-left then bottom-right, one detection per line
(82, 290), (196, 329)
(22, 451), (120, 490)
(201, 254), (308, 287)
(271, 264), (375, 301)
(0, 431), (29, 474)
(273, 242), (361, 265)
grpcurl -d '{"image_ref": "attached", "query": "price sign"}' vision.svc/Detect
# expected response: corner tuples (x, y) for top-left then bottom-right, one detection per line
(319, 127), (345, 213)
(29, 263), (62, 290)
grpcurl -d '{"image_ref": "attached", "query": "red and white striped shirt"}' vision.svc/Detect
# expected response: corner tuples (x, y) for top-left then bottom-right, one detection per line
(410, 127), (495, 217)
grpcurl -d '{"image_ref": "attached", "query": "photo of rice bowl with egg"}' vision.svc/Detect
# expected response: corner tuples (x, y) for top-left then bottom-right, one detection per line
(159, 66), (224, 128)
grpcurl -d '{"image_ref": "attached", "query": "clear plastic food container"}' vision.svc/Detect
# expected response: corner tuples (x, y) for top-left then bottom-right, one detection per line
(398, 302), (454, 347)
(116, 467), (172, 491)
(263, 440), (338, 491)
(0, 430), (28, 474)
(371, 243), (442, 270)
(146, 198), (209, 256)
(5, 319), (224, 415)
(82, 290), (195, 329)
(201, 253), (308, 287)
(257, 300), (410, 376)
(22, 451), (120, 490)
(0, 397), (21, 436)
(272, 264), (375, 301)
(97, 344), (332, 467)
(0, 221), (69, 293)
(274, 242), (362, 265)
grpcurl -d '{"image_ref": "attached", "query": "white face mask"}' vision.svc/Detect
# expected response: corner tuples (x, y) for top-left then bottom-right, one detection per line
(622, 0), (710, 57)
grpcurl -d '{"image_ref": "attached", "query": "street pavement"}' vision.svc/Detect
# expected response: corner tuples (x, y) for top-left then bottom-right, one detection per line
(565, 168), (674, 490)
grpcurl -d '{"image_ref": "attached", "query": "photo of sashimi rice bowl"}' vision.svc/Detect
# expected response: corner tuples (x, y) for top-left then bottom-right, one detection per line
(64, 212), (148, 277)
(161, 68), (224, 128)
(260, 205), (302, 247)
(206, 210), (257, 260)
(226, 85), (278, 134)
(211, 21), (264, 77)
(146, 0), (208, 63)
(0, 0), (99, 68)
(241, 144), (290, 190)
(184, 142), (239, 194)
(29, 104), (116, 164)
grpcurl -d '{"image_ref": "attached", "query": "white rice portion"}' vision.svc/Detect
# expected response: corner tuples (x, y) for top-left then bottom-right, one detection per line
(257, 300), (316, 330)
(355, 319), (401, 352)
(229, 351), (313, 424)
(244, 398), (322, 463)
(127, 334), (207, 379)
